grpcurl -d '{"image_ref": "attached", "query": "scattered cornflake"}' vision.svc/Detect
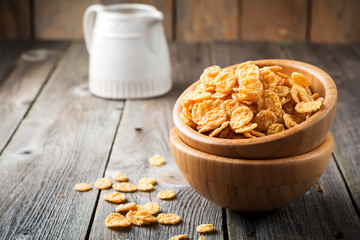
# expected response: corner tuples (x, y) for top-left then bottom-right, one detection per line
(137, 182), (154, 191)
(103, 192), (126, 204)
(196, 224), (214, 233)
(157, 213), (181, 225)
(137, 202), (160, 215)
(113, 182), (137, 192)
(139, 177), (156, 185)
(149, 154), (165, 166)
(157, 190), (176, 200)
(112, 172), (128, 182)
(169, 234), (188, 240)
(105, 213), (131, 228)
(198, 237), (206, 240)
(74, 183), (92, 192)
(126, 210), (156, 226)
(116, 203), (137, 212)
(94, 178), (112, 190)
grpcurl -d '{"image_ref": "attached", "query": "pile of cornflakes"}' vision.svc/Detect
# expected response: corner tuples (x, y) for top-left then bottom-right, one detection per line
(180, 61), (324, 139)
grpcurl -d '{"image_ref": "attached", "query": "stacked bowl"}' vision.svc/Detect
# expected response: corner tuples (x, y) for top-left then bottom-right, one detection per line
(170, 59), (337, 212)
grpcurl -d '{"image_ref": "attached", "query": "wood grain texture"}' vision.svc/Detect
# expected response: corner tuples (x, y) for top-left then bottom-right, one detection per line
(171, 129), (334, 212)
(226, 157), (360, 239)
(0, 41), (67, 153)
(241, 0), (308, 42)
(213, 41), (360, 239)
(285, 42), (360, 212)
(0, 42), (124, 239)
(89, 42), (224, 240)
(102, 0), (173, 40)
(34, 0), (99, 39)
(176, 0), (238, 42)
(0, 0), (31, 39)
(310, 0), (360, 43)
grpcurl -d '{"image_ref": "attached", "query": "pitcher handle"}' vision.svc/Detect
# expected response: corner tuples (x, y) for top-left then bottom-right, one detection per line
(83, 4), (104, 53)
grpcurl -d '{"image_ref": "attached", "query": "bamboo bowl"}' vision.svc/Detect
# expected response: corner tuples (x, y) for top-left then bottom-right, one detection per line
(170, 128), (334, 212)
(173, 59), (337, 159)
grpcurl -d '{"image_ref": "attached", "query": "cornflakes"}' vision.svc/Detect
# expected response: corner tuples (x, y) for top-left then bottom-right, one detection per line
(139, 177), (156, 185)
(196, 224), (214, 233)
(137, 202), (160, 215)
(157, 190), (176, 200)
(157, 213), (181, 225)
(169, 234), (188, 240)
(267, 123), (285, 135)
(215, 68), (237, 94)
(74, 183), (92, 192)
(126, 210), (154, 226)
(149, 154), (165, 166)
(295, 101), (322, 113)
(112, 172), (128, 182)
(105, 213), (131, 228)
(229, 107), (253, 130)
(180, 62), (323, 138)
(113, 182), (137, 192)
(255, 110), (277, 131)
(103, 192), (126, 203)
(137, 182), (154, 191)
(95, 178), (112, 190)
(291, 72), (309, 88)
(116, 202), (138, 212)
(198, 237), (206, 240)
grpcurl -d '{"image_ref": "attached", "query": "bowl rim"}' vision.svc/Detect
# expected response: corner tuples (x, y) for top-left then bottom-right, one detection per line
(170, 127), (334, 165)
(173, 59), (337, 146)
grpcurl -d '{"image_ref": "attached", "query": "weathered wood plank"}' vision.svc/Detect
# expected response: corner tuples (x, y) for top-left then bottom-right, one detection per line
(0, 42), (124, 239)
(34, 0), (99, 39)
(241, 0), (308, 42)
(213, 42), (360, 239)
(89, 42), (224, 239)
(102, 0), (173, 40)
(176, 0), (238, 42)
(285, 42), (360, 212)
(0, 41), (67, 154)
(0, 0), (31, 39)
(310, 0), (360, 43)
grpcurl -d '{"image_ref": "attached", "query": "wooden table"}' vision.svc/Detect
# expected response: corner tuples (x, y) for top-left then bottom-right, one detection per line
(0, 40), (360, 240)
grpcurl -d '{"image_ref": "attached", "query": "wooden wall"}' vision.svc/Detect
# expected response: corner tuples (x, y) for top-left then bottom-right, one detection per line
(0, 0), (359, 43)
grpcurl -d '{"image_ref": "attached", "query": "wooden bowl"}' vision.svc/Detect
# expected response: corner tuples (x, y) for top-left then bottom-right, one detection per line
(173, 59), (337, 159)
(170, 128), (334, 212)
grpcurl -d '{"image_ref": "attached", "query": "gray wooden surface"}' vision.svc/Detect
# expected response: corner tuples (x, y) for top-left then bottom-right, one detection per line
(0, 40), (359, 240)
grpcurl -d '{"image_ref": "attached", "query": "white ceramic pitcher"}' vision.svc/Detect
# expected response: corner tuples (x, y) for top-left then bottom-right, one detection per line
(83, 4), (172, 99)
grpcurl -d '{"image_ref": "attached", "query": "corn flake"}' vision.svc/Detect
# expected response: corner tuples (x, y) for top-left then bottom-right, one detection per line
(137, 182), (154, 191)
(267, 123), (285, 135)
(139, 177), (156, 185)
(291, 72), (309, 88)
(229, 106), (253, 130)
(74, 183), (92, 192)
(94, 178), (112, 190)
(112, 172), (128, 182)
(149, 154), (165, 166)
(157, 213), (181, 225)
(255, 110), (277, 131)
(113, 182), (137, 192)
(105, 213), (131, 228)
(137, 202), (160, 215)
(169, 234), (188, 240)
(116, 202), (137, 212)
(157, 190), (176, 200)
(295, 101), (322, 113)
(103, 192), (126, 203)
(196, 224), (214, 233)
(215, 68), (238, 94)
